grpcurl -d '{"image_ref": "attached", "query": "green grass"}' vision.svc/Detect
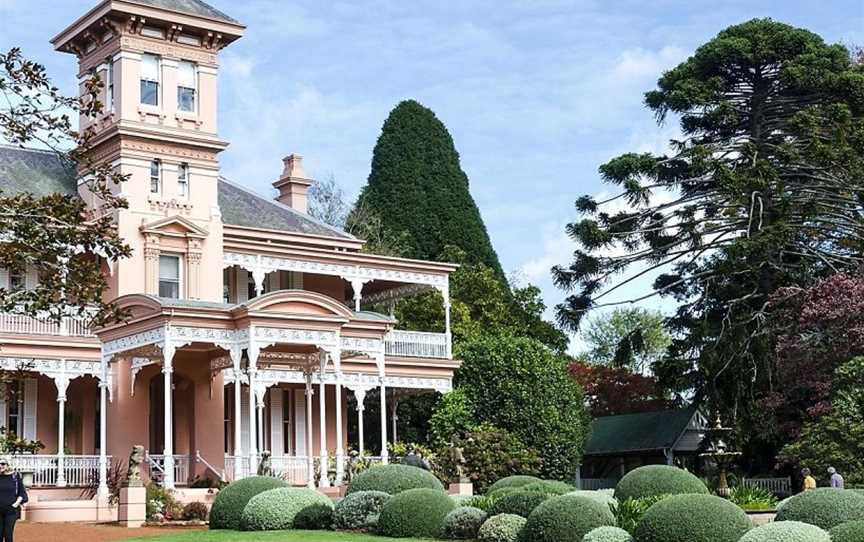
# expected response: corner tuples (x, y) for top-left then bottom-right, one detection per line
(127, 529), (437, 542)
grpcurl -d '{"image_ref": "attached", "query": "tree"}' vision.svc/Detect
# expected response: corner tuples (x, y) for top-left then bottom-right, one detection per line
(0, 48), (130, 325)
(553, 20), (864, 415)
(569, 361), (676, 417)
(355, 100), (506, 283)
(579, 307), (671, 373)
(455, 332), (591, 480)
(308, 173), (349, 228)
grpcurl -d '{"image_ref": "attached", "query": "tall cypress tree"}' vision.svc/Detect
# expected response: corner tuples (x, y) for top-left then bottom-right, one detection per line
(356, 100), (505, 282)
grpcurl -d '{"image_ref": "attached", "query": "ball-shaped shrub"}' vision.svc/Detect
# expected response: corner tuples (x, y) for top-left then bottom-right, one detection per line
(333, 490), (391, 530)
(346, 464), (444, 495)
(566, 490), (617, 507)
(582, 526), (635, 542)
(240, 487), (333, 531)
(775, 488), (864, 530)
(376, 488), (456, 538)
(488, 491), (550, 518)
(613, 465), (709, 501)
(477, 513), (527, 542)
(442, 506), (488, 539)
(209, 476), (288, 530)
(829, 520), (864, 542)
(739, 521), (830, 542)
(293, 503), (335, 530)
(488, 475), (543, 494)
(520, 480), (575, 495)
(633, 494), (752, 542)
(521, 495), (616, 542)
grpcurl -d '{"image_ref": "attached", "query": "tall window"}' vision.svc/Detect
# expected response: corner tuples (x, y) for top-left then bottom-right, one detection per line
(8, 264), (25, 292)
(150, 159), (161, 194)
(158, 255), (181, 299)
(178, 163), (189, 197)
(140, 53), (160, 106)
(106, 57), (115, 112)
(177, 61), (197, 113)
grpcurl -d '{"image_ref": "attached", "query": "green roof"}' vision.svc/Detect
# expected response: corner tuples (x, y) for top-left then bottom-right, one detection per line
(585, 408), (699, 456)
(127, 0), (240, 24)
(0, 145), (77, 197)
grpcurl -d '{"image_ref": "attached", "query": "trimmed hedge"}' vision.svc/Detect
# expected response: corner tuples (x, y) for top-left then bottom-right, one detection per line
(209, 476), (288, 530)
(567, 490), (617, 507)
(613, 466), (709, 501)
(583, 526), (635, 542)
(775, 489), (864, 530)
(477, 513), (527, 542)
(442, 506), (488, 539)
(520, 480), (575, 495)
(830, 520), (864, 542)
(333, 490), (392, 531)
(521, 495), (616, 542)
(293, 503), (335, 530)
(633, 494), (752, 542)
(453, 494), (494, 511)
(487, 491), (550, 518)
(487, 475), (543, 494)
(739, 521), (830, 542)
(240, 487), (333, 531)
(346, 464), (444, 496)
(376, 488), (456, 538)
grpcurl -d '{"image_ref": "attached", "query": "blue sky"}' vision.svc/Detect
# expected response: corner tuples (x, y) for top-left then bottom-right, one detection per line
(2, 1), (862, 350)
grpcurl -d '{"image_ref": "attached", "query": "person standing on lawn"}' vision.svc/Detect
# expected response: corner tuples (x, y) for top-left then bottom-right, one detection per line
(0, 459), (27, 542)
(828, 467), (845, 489)
(802, 468), (817, 491)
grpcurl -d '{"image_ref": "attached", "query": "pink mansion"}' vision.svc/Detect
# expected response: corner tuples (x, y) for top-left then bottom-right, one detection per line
(0, 0), (457, 520)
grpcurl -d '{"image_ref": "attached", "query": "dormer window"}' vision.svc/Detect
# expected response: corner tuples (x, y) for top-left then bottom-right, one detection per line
(178, 163), (189, 197)
(150, 159), (161, 193)
(140, 53), (160, 106)
(177, 61), (197, 113)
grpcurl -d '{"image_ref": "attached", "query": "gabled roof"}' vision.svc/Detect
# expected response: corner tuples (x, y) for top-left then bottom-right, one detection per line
(218, 176), (354, 240)
(585, 408), (702, 456)
(0, 145), (77, 197)
(125, 0), (240, 24)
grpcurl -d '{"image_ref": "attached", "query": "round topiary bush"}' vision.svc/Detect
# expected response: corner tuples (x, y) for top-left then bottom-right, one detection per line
(613, 465), (709, 501)
(775, 489), (864, 530)
(739, 521), (830, 542)
(487, 475), (543, 494)
(293, 502), (334, 530)
(633, 494), (752, 542)
(346, 464), (444, 496)
(240, 487), (333, 531)
(566, 490), (617, 507)
(582, 526), (635, 542)
(477, 513), (527, 542)
(520, 480), (575, 495)
(452, 494), (493, 511)
(487, 491), (551, 518)
(521, 494), (616, 542)
(376, 488), (456, 538)
(442, 506), (488, 539)
(209, 476), (288, 530)
(333, 490), (392, 531)
(830, 520), (864, 542)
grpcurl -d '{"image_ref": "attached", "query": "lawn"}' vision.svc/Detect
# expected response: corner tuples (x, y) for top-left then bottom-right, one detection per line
(127, 530), (435, 542)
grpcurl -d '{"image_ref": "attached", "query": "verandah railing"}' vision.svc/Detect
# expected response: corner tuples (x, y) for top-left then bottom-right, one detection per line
(145, 452), (191, 486)
(385, 330), (449, 359)
(0, 311), (94, 337)
(6, 454), (103, 487)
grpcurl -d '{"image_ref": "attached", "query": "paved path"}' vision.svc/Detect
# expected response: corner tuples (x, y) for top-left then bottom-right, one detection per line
(18, 522), (203, 542)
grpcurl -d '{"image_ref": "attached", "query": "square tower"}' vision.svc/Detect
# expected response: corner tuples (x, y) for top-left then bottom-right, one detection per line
(52, 0), (244, 302)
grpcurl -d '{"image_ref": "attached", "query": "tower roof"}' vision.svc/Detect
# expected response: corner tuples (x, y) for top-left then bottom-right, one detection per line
(125, 0), (239, 25)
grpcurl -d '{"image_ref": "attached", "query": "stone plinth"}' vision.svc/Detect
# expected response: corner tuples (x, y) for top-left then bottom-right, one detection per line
(118, 486), (147, 528)
(449, 481), (474, 496)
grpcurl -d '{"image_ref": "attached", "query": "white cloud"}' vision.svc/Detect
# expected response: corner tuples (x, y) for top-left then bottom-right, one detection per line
(610, 46), (689, 82)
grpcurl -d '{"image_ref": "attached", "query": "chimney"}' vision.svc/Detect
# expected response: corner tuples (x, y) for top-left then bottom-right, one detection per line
(272, 154), (313, 213)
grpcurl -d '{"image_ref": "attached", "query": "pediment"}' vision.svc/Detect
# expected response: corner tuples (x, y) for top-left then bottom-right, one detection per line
(140, 215), (208, 238)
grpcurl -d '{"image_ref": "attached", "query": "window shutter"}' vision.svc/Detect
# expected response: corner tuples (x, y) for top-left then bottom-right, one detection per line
(291, 272), (304, 290)
(0, 268), (8, 290)
(269, 388), (284, 456)
(237, 269), (249, 303)
(25, 265), (39, 289)
(239, 385), (249, 455)
(22, 378), (37, 441)
(294, 390), (306, 456)
(177, 61), (196, 88)
(0, 384), (6, 432)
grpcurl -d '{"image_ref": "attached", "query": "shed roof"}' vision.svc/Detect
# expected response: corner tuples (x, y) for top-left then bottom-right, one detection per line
(585, 408), (701, 456)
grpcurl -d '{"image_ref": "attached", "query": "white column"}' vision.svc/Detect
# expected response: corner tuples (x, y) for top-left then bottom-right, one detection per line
(318, 353), (330, 488)
(56, 373), (69, 488)
(333, 351), (344, 485)
(355, 388), (367, 457)
(391, 398), (399, 444)
(379, 372), (388, 464)
(350, 278), (366, 312)
(247, 343), (259, 472)
(252, 268), (267, 297)
(304, 372), (315, 489)
(162, 340), (176, 489)
(98, 373), (109, 495)
(256, 385), (265, 454)
(230, 346), (243, 475)
(443, 285), (452, 359)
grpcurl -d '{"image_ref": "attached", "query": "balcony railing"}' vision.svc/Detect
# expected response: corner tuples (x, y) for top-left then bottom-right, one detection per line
(385, 330), (449, 359)
(0, 311), (94, 337)
(5, 454), (104, 487)
(145, 452), (191, 486)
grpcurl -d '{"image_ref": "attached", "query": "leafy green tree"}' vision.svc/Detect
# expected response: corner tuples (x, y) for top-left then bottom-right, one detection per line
(356, 100), (505, 282)
(455, 332), (591, 480)
(553, 20), (864, 415)
(580, 307), (671, 372)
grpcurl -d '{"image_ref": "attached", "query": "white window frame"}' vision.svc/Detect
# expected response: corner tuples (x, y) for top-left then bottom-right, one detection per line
(158, 254), (183, 299)
(177, 163), (189, 197)
(8, 264), (25, 292)
(106, 57), (115, 113)
(140, 53), (161, 107)
(177, 61), (198, 114)
(150, 159), (161, 194)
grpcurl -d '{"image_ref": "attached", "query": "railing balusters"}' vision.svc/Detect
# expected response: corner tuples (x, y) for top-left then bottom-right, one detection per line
(4, 454), (104, 487)
(385, 330), (449, 359)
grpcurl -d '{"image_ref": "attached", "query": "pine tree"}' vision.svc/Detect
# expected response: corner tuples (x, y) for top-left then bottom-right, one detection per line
(356, 100), (505, 283)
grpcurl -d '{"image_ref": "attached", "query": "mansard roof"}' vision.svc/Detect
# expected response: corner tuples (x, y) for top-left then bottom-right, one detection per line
(0, 145), (353, 240)
(125, 0), (240, 25)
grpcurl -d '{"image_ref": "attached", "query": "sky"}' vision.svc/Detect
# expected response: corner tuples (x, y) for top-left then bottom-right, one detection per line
(2, 0), (863, 351)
